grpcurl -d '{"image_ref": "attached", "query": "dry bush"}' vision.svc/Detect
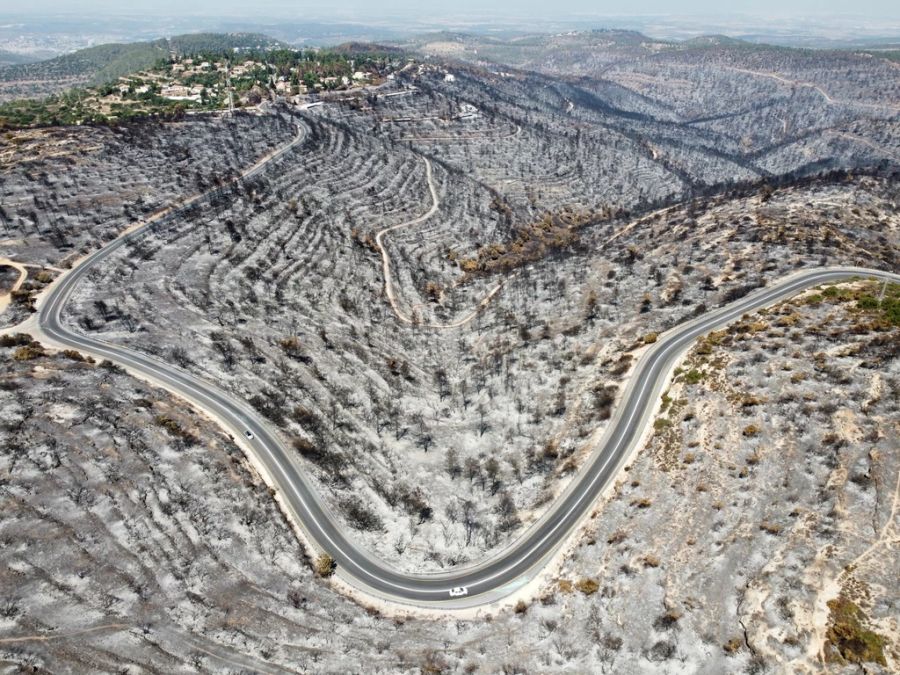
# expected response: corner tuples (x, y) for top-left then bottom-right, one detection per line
(575, 578), (599, 595)
(314, 553), (335, 577)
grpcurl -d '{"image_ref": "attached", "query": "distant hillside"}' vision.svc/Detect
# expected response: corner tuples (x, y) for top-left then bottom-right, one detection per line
(0, 51), (37, 67)
(405, 28), (849, 75)
(0, 40), (169, 85)
(330, 41), (406, 56)
(403, 29), (674, 71)
(587, 28), (661, 46)
(0, 32), (287, 89)
(683, 35), (756, 48)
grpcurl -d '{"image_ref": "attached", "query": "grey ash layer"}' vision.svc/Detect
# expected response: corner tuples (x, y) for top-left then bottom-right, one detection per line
(55, 65), (899, 574)
(0, 35), (898, 673)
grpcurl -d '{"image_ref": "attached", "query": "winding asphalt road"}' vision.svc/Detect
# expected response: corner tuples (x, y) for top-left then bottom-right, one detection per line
(27, 128), (900, 606)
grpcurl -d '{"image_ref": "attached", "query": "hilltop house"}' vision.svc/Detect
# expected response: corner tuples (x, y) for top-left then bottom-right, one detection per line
(161, 84), (203, 102)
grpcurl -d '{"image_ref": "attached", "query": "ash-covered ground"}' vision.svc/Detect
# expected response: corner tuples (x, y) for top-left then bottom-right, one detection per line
(59, 90), (899, 573)
(1, 36), (898, 673)
(1, 282), (896, 673)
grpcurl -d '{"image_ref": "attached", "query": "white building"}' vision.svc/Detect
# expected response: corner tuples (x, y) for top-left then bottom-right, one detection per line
(161, 84), (203, 101)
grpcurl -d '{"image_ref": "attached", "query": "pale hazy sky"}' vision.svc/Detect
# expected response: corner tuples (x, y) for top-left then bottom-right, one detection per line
(2, 0), (898, 19)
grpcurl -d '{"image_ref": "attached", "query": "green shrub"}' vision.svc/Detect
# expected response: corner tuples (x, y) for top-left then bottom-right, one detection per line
(653, 418), (671, 431)
(683, 369), (704, 385)
(825, 598), (887, 666)
(857, 295), (878, 310)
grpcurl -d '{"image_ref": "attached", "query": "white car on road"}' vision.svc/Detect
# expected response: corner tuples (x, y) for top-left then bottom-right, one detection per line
(449, 586), (468, 598)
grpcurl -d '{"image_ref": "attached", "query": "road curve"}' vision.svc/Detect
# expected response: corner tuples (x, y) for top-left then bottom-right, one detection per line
(28, 135), (899, 606)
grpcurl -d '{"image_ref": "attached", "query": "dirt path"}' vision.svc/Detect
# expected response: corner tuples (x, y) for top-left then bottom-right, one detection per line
(842, 464), (900, 578)
(374, 156), (440, 325)
(724, 66), (900, 113)
(0, 259), (28, 314)
(805, 461), (900, 666)
(375, 161), (676, 331)
(827, 130), (900, 163)
(398, 125), (522, 143)
(374, 157), (509, 330)
(725, 66), (836, 105)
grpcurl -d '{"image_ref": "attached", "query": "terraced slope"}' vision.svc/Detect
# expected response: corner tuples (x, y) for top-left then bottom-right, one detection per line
(60, 92), (899, 572)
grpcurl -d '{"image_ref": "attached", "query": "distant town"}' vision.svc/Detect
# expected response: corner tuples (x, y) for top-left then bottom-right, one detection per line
(0, 46), (406, 128)
(109, 51), (398, 109)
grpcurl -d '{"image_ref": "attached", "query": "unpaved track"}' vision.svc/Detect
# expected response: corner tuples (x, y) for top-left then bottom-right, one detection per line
(0, 259), (27, 314)
(808, 459), (900, 665)
(398, 124), (522, 143)
(374, 156), (507, 330)
(724, 66), (900, 113)
(375, 139), (633, 332)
